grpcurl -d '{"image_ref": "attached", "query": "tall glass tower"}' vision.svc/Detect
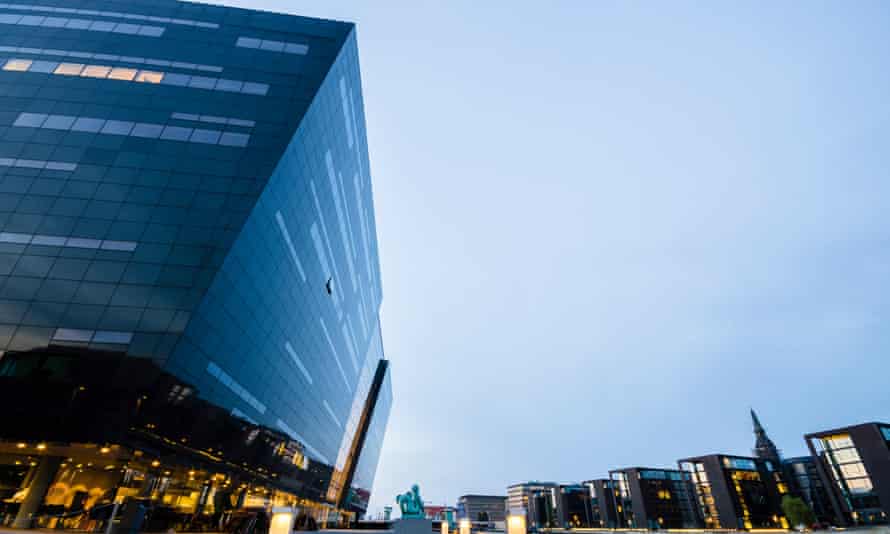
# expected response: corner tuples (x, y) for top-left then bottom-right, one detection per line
(0, 0), (391, 529)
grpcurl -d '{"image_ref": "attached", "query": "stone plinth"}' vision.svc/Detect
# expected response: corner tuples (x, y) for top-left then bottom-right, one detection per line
(394, 518), (433, 534)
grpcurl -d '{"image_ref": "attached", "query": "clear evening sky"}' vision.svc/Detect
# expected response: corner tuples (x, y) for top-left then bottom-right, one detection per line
(220, 0), (890, 517)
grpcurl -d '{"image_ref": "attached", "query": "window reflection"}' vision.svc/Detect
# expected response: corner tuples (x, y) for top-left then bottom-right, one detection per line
(1, 58), (30, 71)
(2, 58), (268, 96)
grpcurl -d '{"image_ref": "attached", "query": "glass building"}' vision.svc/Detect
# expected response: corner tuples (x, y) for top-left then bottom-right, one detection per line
(680, 454), (790, 530)
(805, 423), (890, 526)
(0, 0), (391, 530)
(608, 468), (702, 530)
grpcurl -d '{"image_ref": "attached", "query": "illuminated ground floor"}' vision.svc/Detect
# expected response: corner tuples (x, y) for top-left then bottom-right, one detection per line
(0, 440), (352, 532)
(0, 347), (392, 532)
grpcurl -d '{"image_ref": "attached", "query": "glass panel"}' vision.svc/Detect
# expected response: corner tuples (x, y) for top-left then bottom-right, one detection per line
(81, 65), (111, 78)
(3, 59), (32, 71)
(134, 70), (164, 83)
(54, 63), (85, 76)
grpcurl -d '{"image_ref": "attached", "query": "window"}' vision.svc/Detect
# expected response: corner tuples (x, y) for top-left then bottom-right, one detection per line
(160, 126), (192, 141)
(108, 68), (137, 81)
(82, 65), (111, 78)
(101, 120), (134, 135)
(29, 60), (58, 73)
(134, 70), (163, 83)
(13, 113), (47, 127)
(219, 132), (249, 147)
(236, 36), (310, 55)
(93, 331), (133, 344)
(2, 59), (31, 71)
(54, 63), (85, 76)
(190, 129), (221, 144)
(71, 117), (105, 132)
(131, 123), (163, 138)
(15, 113), (251, 148)
(43, 115), (76, 130)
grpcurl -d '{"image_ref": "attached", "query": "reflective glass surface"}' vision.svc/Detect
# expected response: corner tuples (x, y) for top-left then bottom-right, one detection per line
(0, 0), (389, 521)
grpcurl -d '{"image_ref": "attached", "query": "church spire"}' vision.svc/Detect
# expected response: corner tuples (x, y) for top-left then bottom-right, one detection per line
(751, 408), (782, 464)
(751, 408), (764, 432)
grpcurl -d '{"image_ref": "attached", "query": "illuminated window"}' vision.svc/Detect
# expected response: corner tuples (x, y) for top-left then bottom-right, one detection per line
(81, 65), (112, 78)
(3, 59), (32, 71)
(54, 63), (85, 76)
(135, 70), (164, 84)
(108, 68), (138, 81)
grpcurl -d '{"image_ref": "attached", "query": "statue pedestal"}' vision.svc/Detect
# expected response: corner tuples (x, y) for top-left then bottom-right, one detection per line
(394, 518), (433, 534)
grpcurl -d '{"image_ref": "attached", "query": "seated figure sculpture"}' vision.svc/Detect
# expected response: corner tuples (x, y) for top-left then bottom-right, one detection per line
(396, 484), (425, 519)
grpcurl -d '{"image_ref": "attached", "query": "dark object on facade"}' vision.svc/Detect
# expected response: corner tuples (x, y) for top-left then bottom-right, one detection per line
(679, 454), (790, 530)
(583, 479), (619, 528)
(0, 0), (391, 529)
(456, 495), (507, 523)
(608, 468), (702, 530)
(805, 422), (890, 526)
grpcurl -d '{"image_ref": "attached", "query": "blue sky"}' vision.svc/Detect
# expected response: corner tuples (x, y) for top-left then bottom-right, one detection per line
(222, 0), (890, 516)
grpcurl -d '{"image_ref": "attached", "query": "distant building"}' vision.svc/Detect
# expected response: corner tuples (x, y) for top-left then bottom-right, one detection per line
(457, 495), (507, 523)
(783, 456), (836, 524)
(424, 505), (455, 521)
(680, 454), (790, 530)
(584, 479), (620, 528)
(507, 482), (558, 530)
(557, 484), (594, 528)
(805, 422), (890, 526)
(608, 468), (702, 529)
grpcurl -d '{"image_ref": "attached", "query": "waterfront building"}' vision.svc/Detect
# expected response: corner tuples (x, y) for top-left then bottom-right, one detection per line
(805, 422), (890, 526)
(583, 479), (619, 528)
(679, 454), (790, 530)
(457, 494), (507, 524)
(507, 482), (558, 531)
(608, 467), (702, 530)
(556, 484), (593, 528)
(782, 456), (836, 524)
(0, 0), (391, 529)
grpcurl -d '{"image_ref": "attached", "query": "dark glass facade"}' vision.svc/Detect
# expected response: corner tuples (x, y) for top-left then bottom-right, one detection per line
(0, 0), (391, 530)
(680, 455), (790, 530)
(608, 468), (702, 530)
(806, 423), (890, 526)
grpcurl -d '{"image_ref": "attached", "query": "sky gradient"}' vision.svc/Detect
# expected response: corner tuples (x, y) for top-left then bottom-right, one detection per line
(221, 0), (890, 517)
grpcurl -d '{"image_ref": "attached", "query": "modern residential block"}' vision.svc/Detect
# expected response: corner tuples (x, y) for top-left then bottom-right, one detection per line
(680, 454), (790, 530)
(0, 0), (390, 529)
(583, 479), (620, 528)
(805, 422), (890, 526)
(457, 494), (507, 524)
(609, 467), (702, 530)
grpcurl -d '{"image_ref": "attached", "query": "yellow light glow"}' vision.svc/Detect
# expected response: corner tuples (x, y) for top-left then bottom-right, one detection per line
(507, 515), (526, 534)
(36, 443), (47, 450)
(135, 71), (164, 84)
(16, 442), (26, 448)
(151, 460), (161, 467)
(54, 63), (85, 76)
(270, 511), (294, 534)
(108, 68), (137, 81)
(3, 59), (32, 71)
(100, 447), (111, 454)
